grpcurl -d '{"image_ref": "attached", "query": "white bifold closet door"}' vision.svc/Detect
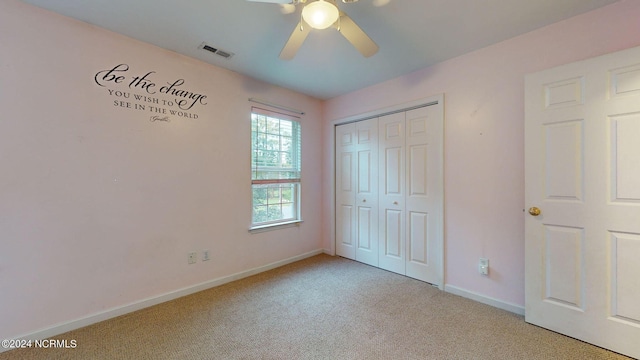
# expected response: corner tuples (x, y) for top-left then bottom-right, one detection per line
(379, 107), (442, 284)
(335, 118), (379, 267)
(336, 103), (443, 286)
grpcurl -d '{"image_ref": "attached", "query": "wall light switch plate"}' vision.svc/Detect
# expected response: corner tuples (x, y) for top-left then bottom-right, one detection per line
(202, 250), (210, 261)
(479, 258), (489, 276)
(188, 252), (197, 265)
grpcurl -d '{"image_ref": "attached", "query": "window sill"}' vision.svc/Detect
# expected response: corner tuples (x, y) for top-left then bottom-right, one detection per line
(249, 220), (303, 233)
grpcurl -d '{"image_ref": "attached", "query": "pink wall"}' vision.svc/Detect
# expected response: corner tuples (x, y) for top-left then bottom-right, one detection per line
(322, 0), (640, 306)
(0, 0), (323, 340)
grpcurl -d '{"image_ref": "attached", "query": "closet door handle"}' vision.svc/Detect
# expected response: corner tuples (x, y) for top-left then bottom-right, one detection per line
(393, 201), (398, 205)
(362, 199), (367, 203)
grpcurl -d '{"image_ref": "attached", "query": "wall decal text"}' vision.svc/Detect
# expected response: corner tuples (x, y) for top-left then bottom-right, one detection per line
(94, 64), (208, 121)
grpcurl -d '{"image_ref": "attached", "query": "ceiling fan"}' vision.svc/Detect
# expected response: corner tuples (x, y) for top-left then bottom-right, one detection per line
(247, 0), (379, 60)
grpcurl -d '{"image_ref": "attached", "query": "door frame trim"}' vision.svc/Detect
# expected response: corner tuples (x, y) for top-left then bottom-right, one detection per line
(329, 93), (445, 289)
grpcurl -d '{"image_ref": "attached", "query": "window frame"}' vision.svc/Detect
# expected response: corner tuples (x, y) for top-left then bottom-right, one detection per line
(250, 107), (302, 230)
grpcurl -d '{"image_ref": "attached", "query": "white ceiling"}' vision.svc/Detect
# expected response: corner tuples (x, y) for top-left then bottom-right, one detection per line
(21, 0), (620, 99)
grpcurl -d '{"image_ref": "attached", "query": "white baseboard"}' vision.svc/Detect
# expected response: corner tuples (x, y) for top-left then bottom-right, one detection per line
(444, 284), (525, 316)
(2, 249), (324, 353)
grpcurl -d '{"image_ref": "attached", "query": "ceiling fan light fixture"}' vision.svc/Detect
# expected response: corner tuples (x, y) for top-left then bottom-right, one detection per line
(302, 0), (339, 30)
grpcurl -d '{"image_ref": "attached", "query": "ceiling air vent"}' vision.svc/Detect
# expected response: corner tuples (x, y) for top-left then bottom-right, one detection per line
(199, 42), (234, 59)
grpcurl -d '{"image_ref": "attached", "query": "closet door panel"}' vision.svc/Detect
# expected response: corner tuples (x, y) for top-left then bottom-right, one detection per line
(355, 119), (379, 266)
(405, 106), (444, 285)
(378, 112), (406, 275)
(335, 123), (357, 259)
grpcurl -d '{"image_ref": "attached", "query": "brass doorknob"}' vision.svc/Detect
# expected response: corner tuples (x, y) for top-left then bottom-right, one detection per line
(528, 207), (541, 216)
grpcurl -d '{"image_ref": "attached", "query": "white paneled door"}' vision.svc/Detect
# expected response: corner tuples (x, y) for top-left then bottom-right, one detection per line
(405, 107), (443, 284)
(378, 107), (443, 284)
(335, 119), (379, 267)
(378, 112), (406, 275)
(355, 119), (379, 266)
(336, 97), (444, 287)
(335, 122), (357, 260)
(525, 46), (640, 359)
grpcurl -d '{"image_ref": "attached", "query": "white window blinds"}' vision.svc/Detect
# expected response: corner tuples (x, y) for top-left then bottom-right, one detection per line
(250, 107), (302, 226)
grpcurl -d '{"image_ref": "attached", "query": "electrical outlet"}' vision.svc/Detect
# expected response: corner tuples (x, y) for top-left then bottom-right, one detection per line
(479, 258), (489, 276)
(188, 252), (197, 265)
(202, 250), (210, 261)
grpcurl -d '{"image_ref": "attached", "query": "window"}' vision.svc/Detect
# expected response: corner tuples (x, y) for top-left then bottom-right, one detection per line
(251, 108), (301, 228)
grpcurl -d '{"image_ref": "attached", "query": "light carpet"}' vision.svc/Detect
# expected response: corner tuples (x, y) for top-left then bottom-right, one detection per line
(2, 254), (632, 359)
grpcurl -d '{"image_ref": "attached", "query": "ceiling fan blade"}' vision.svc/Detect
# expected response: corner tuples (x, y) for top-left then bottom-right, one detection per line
(279, 20), (311, 60)
(336, 12), (378, 57)
(372, 0), (391, 6)
(247, 0), (293, 3)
